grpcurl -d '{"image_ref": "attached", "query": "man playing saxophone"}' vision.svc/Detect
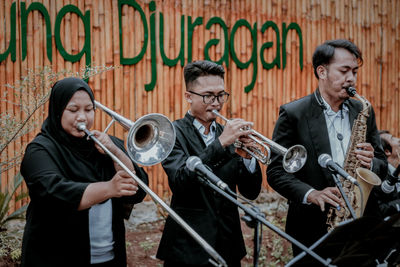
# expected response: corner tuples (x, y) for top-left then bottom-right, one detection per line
(267, 39), (387, 256)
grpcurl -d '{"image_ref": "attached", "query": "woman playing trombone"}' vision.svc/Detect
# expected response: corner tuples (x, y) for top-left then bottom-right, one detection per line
(20, 77), (148, 267)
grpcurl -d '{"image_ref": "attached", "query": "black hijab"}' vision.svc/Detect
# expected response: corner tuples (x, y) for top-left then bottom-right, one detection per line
(43, 77), (95, 152)
(32, 77), (118, 183)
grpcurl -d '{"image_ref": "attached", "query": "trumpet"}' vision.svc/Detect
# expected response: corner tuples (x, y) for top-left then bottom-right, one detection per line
(78, 101), (227, 267)
(212, 110), (307, 173)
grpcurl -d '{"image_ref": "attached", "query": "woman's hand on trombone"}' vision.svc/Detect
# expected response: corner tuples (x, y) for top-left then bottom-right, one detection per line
(109, 170), (139, 198)
(78, 170), (139, 210)
(91, 130), (136, 175)
(92, 130), (119, 155)
(78, 130), (139, 210)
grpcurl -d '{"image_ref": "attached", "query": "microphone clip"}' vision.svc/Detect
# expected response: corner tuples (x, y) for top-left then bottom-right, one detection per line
(381, 173), (400, 194)
(314, 89), (327, 110)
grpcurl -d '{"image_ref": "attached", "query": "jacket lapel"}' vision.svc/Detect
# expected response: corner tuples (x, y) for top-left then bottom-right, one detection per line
(182, 113), (207, 152)
(306, 92), (334, 182)
(307, 93), (332, 157)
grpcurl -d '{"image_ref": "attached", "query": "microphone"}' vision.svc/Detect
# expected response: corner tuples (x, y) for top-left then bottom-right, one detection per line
(318, 154), (359, 185)
(186, 156), (228, 191)
(381, 165), (400, 194)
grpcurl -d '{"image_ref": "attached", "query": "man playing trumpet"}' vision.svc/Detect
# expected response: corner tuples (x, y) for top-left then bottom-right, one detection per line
(156, 60), (262, 266)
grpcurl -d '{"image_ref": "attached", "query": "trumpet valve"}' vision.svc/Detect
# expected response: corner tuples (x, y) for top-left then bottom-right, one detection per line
(233, 140), (243, 148)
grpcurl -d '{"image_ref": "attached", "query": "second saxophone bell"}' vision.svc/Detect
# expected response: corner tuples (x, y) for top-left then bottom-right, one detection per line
(212, 110), (307, 173)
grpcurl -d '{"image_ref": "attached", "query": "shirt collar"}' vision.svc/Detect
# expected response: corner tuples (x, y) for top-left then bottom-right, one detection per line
(188, 110), (216, 135)
(321, 96), (349, 116)
(193, 119), (216, 135)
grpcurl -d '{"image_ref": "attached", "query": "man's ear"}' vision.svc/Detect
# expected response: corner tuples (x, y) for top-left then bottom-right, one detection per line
(184, 91), (192, 103)
(316, 65), (327, 79)
(384, 148), (392, 158)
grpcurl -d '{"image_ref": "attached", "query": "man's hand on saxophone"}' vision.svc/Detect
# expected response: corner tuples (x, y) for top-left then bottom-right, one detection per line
(355, 142), (375, 169)
(307, 187), (345, 212)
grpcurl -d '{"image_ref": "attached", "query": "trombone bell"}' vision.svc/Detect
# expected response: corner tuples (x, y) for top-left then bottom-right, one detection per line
(95, 101), (176, 166)
(127, 113), (176, 166)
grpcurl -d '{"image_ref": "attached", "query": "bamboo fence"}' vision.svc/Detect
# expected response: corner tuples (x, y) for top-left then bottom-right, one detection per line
(1, 0), (399, 212)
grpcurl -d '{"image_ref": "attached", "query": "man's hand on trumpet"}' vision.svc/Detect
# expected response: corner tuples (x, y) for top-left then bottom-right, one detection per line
(218, 118), (254, 158)
(235, 136), (258, 159)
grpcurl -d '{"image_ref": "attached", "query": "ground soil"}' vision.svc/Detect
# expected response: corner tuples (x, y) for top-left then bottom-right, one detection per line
(1, 193), (292, 267)
(125, 211), (291, 267)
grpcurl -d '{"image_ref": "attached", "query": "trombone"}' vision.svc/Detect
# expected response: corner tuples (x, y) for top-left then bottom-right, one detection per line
(212, 110), (307, 173)
(78, 101), (227, 267)
(93, 101), (175, 166)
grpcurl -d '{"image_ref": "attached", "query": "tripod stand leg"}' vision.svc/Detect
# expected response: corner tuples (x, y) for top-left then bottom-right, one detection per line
(253, 221), (262, 267)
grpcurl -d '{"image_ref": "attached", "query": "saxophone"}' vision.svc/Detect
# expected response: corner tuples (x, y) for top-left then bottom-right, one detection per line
(326, 87), (382, 231)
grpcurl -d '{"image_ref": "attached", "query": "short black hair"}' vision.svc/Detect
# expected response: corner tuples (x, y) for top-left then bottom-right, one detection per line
(379, 130), (392, 153)
(312, 39), (363, 79)
(183, 60), (225, 90)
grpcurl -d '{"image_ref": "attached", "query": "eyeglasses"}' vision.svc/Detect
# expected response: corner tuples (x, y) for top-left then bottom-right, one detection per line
(188, 91), (230, 104)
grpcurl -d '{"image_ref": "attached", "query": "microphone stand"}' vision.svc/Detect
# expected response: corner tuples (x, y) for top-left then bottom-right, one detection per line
(287, 173), (359, 266)
(196, 175), (335, 267)
(241, 207), (263, 267)
(286, 230), (332, 266)
(253, 218), (261, 266)
(331, 173), (357, 219)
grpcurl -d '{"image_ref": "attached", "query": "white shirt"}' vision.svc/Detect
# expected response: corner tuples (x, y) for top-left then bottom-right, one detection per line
(303, 97), (351, 204)
(321, 97), (351, 167)
(89, 199), (114, 264)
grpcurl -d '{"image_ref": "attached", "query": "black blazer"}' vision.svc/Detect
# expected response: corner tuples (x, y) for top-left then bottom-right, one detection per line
(20, 137), (148, 267)
(267, 92), (387, 250)
(156, 112), (262, 265)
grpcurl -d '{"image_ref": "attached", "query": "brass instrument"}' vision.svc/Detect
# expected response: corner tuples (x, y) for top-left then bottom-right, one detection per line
(326, 87), (382, 230)
(78, 101), (227, 266)
(212, 110), (307, 173)
(93, 101), (175, 166)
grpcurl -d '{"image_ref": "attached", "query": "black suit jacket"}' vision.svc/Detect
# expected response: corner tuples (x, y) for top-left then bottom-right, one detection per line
(267, 91), (387, 252)
(156, 112), (262, 265)
(20, 136), (148, 267)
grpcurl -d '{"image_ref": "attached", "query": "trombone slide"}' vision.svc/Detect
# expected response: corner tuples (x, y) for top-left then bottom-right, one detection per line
(77, 123), (227, 267)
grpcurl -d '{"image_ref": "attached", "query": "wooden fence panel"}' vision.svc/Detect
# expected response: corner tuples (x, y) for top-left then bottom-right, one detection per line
(1, 0), (399, 211)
